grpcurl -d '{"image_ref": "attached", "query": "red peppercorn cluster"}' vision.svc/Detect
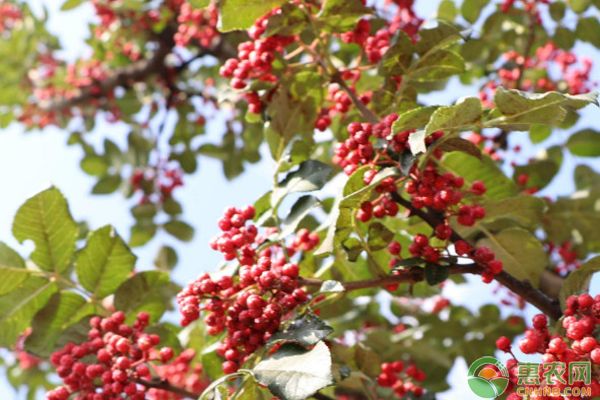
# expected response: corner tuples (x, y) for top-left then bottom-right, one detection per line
(376, 361), (426, 398)
(315, 83), (372, 132)
(498, 299), (600, 397)
(130, 162), (184, 205)
(147, 349), (208, 400)
(174, 2), (219, 48)
(0, 1), (21, 33)
(177, 205), (315, 373)
(15, 328), (41, 370)
(501, 0), (549, 22)
(333, 114), (402, 176)
(47, 311), (180, 400)
(480, 41), (594, 110)
(219, 10), (294, 90)
(546, 241), (582, 276)
(341, 0), (422, 64)
(333, 115), (503, 282)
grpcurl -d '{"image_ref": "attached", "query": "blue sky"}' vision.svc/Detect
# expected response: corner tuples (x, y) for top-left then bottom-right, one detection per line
(1, 0), (599, 398)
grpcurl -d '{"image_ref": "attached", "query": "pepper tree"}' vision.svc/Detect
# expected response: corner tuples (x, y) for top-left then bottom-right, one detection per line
(0, 0), (600, 399)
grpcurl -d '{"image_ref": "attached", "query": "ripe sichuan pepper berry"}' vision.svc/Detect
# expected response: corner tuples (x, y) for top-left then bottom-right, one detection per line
(47, 311), (186, 400)
(376, 360), (426, 398)
(178, 205), (318, 373)
(334, 117), (500, 283)
(498, 301), (600, 397)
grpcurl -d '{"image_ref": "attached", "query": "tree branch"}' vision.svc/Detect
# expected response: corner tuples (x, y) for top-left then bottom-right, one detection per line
(136, 378), (199, 399)
(39, 30), (235, 113)
(331, 63), (563, 319)
(300, 264), (480, 291)
(390, 192), (562, 320)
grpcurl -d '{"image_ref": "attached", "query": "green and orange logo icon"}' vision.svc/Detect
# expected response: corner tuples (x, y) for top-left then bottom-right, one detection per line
(467, 356), (510, 398)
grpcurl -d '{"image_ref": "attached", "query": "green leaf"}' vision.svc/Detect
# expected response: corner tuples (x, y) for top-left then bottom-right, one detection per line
(543, 188), (600, 254)
(218, 0), (286, 31)
(25, 291), (95, 357)
(114, 271), (178, 323)
(437, 137), (482, 158)
(529, 124), (552, 143)
(477, 228), (547, 286)
(549, 1), (566, 20)
(367, 222), (394, 251)
(379, 32), (414, 77)
(13, 187), (78, 274)
(280, 196), (319, 238)
(415, 21), (462, 56)
(437, 0), (458, 21)
(354, 343), (382, 378)
(80, 155), (109, 176)
(425, 263), (450, 285)
(574, 165), (600, 190)
(554, 27), (576, 50)
(490, 88), (598, 129)
(190, 0), (210, 7)
(316, 167), (398, 255)
(273, 160), (332, 205)
(265, 86), (318, 159)
(480, 196), (546, 230)
(61, 0), (84, 11)
(0, 242), (29, 296)
(253, 341), (333, 400)
(154, 245), (178, 271)
(92, 175), (122, 194)
(559, 256), (600, 308)
(576, 17), (600, 47)
(410, 49), (465, 82)
(441, 153), (518, 199)
(129, 224), (157, 247)
(392, 106), (438, 133)
(171, 150), (197, 174)
(568, 0), (591, 13)
(75, 226), (136, 299)
(0, 277), (57, 347)
(269, 313), (333, 348)
(553, 26), (577, 50)
(514, 159), (559, 190)
(566, 129), (600, 157)
(163, 197), (183, 216)
(461, 0), (489, 23)
(425, 97), (482, 135)
(266, 3), (308, 36)
(318, 0), (371, 32)
(163, 220), (195, 242)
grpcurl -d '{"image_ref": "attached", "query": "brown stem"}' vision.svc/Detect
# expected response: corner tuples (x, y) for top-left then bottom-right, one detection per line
(389, 192), (562, 320)
(39, 29), (234, 113)
(300, 263), (480, 290)
(136, 378), (199, 399)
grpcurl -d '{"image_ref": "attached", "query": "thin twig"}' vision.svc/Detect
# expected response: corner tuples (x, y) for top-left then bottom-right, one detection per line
(331, 73), (379, 124)
(136, 378), (199, 399)
(300, 264), (480, 291)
